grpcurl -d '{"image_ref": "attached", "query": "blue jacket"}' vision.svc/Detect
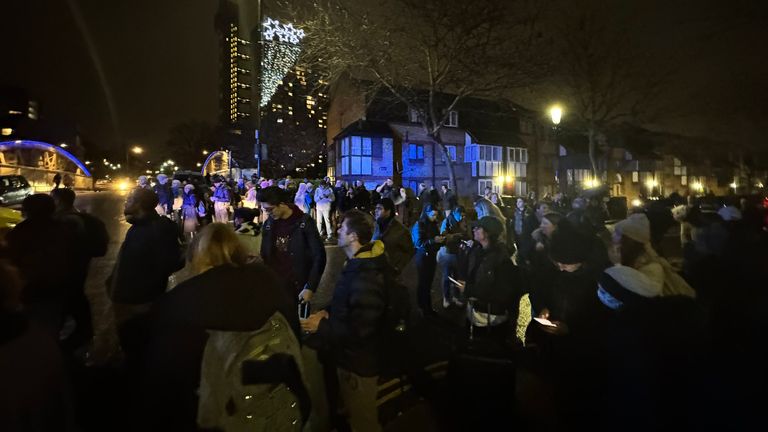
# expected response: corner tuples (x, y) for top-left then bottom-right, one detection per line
(211, 185), (230, 203)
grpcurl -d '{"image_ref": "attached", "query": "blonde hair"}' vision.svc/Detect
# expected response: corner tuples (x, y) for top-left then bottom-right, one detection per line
(188, 223), (248, 274)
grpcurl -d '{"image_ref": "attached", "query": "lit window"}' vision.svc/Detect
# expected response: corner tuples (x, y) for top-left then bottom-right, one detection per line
(1, 128), (13, 136)
(277, 118), (283, 123)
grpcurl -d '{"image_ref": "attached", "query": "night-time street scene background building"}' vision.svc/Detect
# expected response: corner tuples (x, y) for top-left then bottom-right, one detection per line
(1, 0), (767, 430)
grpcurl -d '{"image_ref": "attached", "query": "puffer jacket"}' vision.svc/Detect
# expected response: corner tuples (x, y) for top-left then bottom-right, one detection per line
(373, 216), (414, 275)
(313, 241), (388, 377)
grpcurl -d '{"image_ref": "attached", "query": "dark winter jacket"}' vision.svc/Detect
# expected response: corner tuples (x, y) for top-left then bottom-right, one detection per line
(373, 216), (415, 275)
(352, 186), (371, 211)
(441, 189), (457, 211)
(5, 217), (76, 305)
(107, 214), (183, 304)
(312, 241), (388, 377)
(261, 209), (327, 296)
(142, 263), (298, 429)
(0, 311), (72, 431)
(463, 242), (522, 317)
(411, 216), (441, 256)
(154, 182), (173, 210)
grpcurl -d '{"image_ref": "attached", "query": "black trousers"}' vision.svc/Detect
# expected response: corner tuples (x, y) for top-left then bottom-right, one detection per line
(415, 251), (437, 312)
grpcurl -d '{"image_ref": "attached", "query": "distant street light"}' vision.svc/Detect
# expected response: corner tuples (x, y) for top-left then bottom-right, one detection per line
(60, 143), (68, 148)
(202, 150), (209, 155)
(131, 146), (144, 155)
(549, 105), (563, 126)
(196, 162), (202, 167)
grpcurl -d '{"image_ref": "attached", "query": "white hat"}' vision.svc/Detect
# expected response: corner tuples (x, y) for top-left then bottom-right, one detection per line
(614, 213), (651, 244)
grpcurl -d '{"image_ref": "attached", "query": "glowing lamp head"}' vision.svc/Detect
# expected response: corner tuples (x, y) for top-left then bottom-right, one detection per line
(631, 198), (643, 207)
(549, 105), (563, 125)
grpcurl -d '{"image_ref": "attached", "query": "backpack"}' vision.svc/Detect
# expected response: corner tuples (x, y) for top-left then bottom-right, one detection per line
(77, 212), (109, 257)
(197, 311), (310, 431)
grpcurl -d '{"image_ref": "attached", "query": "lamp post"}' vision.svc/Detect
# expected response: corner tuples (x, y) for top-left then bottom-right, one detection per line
(549, 104), (564, 196)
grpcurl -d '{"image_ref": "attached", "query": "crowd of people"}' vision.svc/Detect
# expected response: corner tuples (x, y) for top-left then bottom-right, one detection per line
(1, 173), (767, 431)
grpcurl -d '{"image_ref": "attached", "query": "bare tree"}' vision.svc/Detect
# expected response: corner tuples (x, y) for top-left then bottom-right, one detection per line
(289, 0), (547, 196)
(548, 0), (678, 179)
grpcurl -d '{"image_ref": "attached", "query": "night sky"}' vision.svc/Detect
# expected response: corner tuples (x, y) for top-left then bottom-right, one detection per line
(1, 0), (766, 158)
(1, 0), (219, 158)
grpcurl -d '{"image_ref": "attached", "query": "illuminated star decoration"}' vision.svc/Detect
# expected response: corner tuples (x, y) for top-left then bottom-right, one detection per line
(261, 17), (305, 107)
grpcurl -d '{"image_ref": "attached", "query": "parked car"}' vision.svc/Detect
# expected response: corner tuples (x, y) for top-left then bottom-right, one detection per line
(0, 175), (34, 206)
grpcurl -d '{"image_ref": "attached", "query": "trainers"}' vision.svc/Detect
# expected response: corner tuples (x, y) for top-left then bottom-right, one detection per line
(442, 298), (451, 309)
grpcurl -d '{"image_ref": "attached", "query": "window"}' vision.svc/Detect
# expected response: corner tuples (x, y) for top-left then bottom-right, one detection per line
(478, 179), (499, 195)
(632, 171), (639, 183)
(673, 158), (687, 176)
(408, 108), (421, 123)
(507, 148), (529, 163)
(444, 110), (459, 127)
(559, 145), (567, 156)
(340, 136), (372, 175)
(441, 145), (457, 162)
(625, 151), (633, 161)
(408, 143), (425, 161)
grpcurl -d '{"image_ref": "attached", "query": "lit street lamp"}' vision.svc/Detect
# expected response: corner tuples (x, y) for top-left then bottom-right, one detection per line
(549, 105), (563, 126)
(131, 146), (144, 155)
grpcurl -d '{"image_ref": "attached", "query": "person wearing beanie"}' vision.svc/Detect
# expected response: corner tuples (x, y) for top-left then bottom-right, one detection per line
(613, 213), (695, 297)
(454, 215), (522, 339)
(528, 224), (604, 340)
(411, 204), (445, 316)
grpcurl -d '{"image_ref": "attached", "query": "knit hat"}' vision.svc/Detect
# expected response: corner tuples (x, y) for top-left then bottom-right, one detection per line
(156, 174), (168, 185)
(172, 179), (181, 188)
(614, 213), (651, 244)
(549, 225), (589, 264)
(184, 184), (194, 193)
(597, 265), (661, 310)
(717, 205), (742, 221)
(473, 216), (504, 241)
(138, 175), (148, 186)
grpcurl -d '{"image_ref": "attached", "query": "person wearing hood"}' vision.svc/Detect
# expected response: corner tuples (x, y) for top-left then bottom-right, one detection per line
(210, 175), (230, 223)
(153, 174), (173, 216)
(180, 184), (202, 238)
(613, 213), (696, 297)
(411, 204), (445, 316)
(373, 198), (414, 276)
(302, 209), (388, 432)
(294, 182), (310, 214)
(258, 186), (326, 303)
(171, 179), (183, 216)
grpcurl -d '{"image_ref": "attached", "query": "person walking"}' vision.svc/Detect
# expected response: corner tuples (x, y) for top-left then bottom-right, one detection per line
(411, 204), (445, 316)
(301, 210), (387, 432)
(315, 178), (335, 242)
(258, 186), (327, 304)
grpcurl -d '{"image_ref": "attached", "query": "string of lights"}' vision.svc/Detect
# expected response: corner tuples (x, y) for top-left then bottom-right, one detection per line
(260, 17), (304, 107)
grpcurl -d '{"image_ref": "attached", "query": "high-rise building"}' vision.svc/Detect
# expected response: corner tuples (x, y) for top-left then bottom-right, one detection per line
(214, 0), (254, 130)
(214, 0), (328, 175)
